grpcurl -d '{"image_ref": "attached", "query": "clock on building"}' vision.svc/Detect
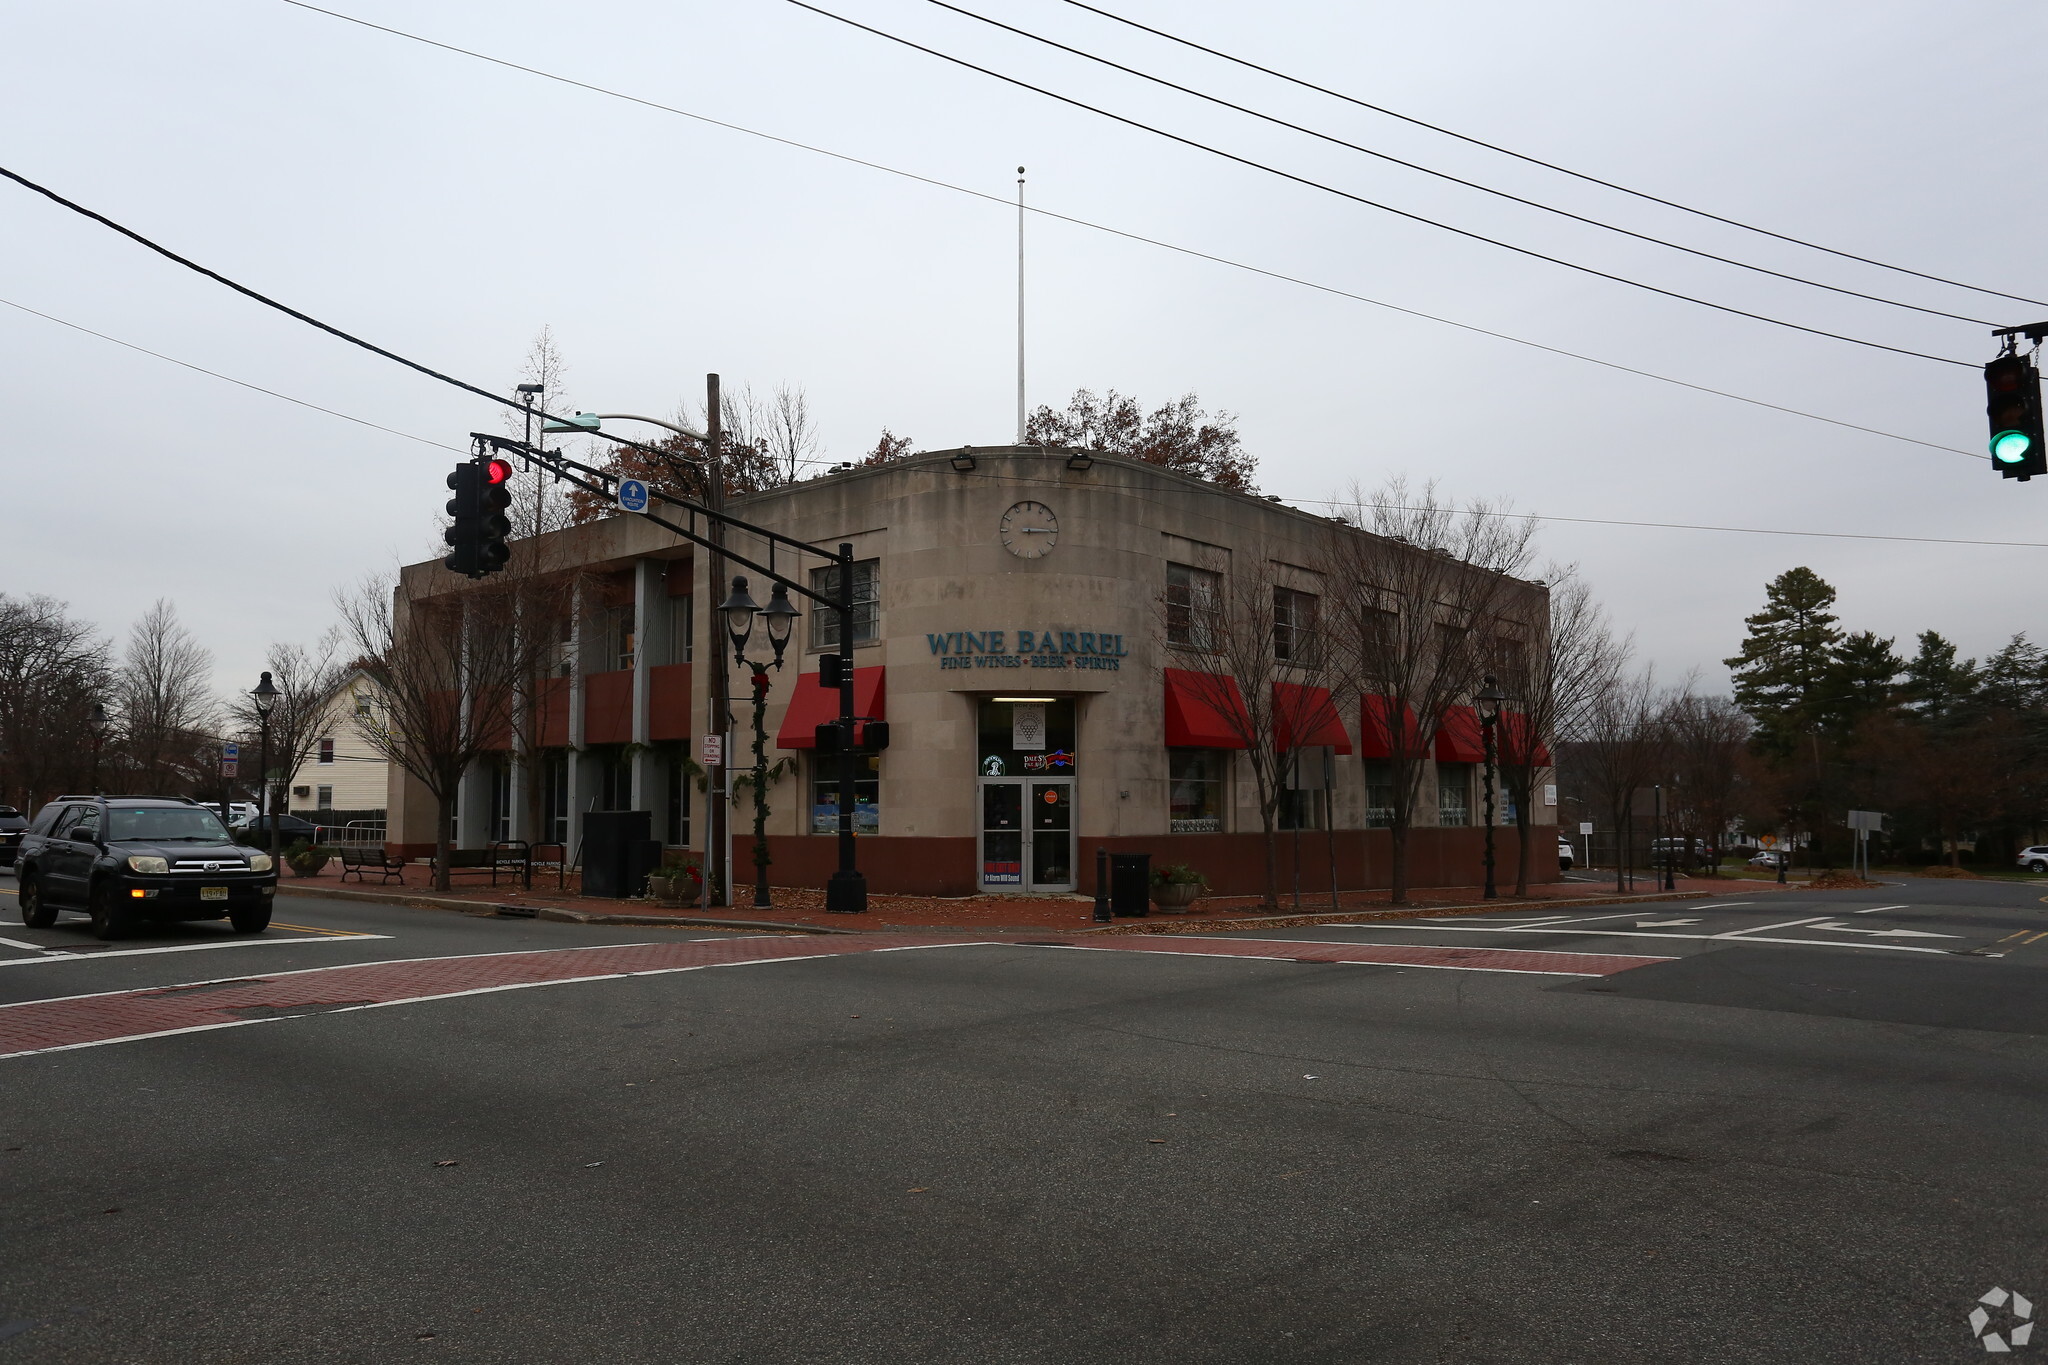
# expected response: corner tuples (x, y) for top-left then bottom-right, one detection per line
(1000, 500), (1059, 558)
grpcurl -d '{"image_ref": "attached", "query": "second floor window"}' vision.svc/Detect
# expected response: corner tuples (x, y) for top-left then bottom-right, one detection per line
(1273, 587), (1320, 665)
(317, 738), (335, 765)
(811, 559), (880, 648)
(1166, 562), (1221, 650)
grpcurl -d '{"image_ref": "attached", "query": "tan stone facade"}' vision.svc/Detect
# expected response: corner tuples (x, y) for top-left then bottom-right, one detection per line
(386, 447), (1557, 895)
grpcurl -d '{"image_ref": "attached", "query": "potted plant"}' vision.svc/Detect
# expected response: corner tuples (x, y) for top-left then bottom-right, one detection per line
(285, 839), (333, 878)
(645, 857), (704, 907)
(1150, 863), (1209, 913)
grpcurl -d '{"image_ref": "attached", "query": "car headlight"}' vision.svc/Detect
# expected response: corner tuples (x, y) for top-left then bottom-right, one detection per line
(126, 856), (169, 874)
(246, 854), (274, 873)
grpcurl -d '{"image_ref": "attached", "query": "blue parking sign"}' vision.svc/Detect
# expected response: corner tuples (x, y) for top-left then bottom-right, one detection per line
(617, 479), (649, 514)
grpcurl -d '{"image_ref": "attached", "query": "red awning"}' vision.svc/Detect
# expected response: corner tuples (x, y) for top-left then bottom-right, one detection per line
(776, 666), (886, 748)
(1163, 668), (1250, 748)
(1357, 695), (1425, 759)
(1499, 711), (1552, 766)
(1273, 683), (1352, 755)
(1434, 705), (1486, 762)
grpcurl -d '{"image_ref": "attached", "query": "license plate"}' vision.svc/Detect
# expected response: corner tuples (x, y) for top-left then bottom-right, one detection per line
(201, 886), (228, 901)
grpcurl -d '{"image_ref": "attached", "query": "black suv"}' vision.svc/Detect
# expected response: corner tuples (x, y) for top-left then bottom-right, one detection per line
(0, 805), (26, 867)
(16, 796), (277, 939)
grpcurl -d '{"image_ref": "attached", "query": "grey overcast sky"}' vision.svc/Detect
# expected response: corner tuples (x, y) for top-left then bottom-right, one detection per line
(4, 0), (2042, 704)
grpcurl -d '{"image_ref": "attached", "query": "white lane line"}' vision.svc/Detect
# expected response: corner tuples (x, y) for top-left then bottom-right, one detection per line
(1169, 936), (1678, 960)
(1713, 915), (1831, 940)
(1317, 923), (1956, 954)
(1853, 904), (1912, 915)
(0, 935), (55, 952)
(1688, 903), (1754, 910)
(0, 935), (392, 968)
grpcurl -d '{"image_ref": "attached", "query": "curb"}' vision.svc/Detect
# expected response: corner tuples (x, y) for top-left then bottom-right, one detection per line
(535, 908), (852, 934)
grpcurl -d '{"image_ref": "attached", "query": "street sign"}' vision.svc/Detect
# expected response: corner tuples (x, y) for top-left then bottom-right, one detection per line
(617, 479), (650, 514)
(700, 733), (723, 766)
(220, 760), (238, 777)
(1578, 822), (1593, 836)
(1847, 809), (1884, 832)
(223, 743), (239, 760)
(1758, 834), (1778, 848)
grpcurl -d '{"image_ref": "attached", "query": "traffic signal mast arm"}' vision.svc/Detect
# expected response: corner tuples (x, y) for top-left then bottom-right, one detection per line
(467, 432), (850, 612)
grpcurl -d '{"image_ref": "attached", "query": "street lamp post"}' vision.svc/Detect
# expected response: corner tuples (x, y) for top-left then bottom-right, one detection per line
(719, 578), (799, 909)
(1476, 675), (1505, 900)
(87, 702), (109, 794)
(251, 672), (279, 856)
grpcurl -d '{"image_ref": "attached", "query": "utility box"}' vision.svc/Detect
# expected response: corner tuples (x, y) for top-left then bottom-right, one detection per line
(581, 810), (652, 899)
(1109, 852), (1152, 918)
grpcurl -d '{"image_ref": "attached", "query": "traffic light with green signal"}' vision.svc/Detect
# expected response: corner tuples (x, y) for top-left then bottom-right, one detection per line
(1985, 352), (2046, 481)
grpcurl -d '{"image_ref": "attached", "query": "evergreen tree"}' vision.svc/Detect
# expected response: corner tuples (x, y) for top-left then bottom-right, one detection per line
(1724, 567), (1841, 754)
(1900, 630), (1977, 725)
(1976, 633), (2048, 714)
(1819, 630), (1903, 733)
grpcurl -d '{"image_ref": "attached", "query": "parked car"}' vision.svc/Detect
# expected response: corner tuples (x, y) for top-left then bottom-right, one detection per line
(2017, 846), (2048, 873)
(1557, 838), (1575, 871)
(230, 813), (322, 847)
(14, 795), (276, 939)
(1748, 850), (1788, 869)
(0, 805), (28, 867)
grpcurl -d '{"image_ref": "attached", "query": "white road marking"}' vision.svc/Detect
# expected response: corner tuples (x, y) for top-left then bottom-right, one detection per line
(1321, 922), (1956, 954)
(1713, 915), (1831, 939)
(1634, 919), (1702, 927)
(1171, 936), (1676, 960)
(1806, 920), (1957, 939)
(0, 935), (55, 952)
(1852, 904), (1911, 915)
(1686, 903), (1754, 910)
(0, 934), (392, 968)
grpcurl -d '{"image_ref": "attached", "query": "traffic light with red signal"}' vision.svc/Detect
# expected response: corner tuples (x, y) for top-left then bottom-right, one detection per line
(443, 457), (516, 578)
(1986, 352), (2046, 481)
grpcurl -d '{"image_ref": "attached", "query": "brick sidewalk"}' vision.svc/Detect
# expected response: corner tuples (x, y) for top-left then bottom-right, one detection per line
(275, 860), (1786, 933)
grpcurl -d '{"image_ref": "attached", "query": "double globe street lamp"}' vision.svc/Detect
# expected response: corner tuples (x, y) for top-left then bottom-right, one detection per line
(719, 577), (800, 909)
(250, 671), (279, 855)
(87, 702), (110, 793)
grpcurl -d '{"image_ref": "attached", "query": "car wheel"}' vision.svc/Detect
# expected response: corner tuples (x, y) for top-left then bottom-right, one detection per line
(2030, 860), (2047, 873)
(87, 882), (134, 941)
(229, 905), (272, 934)
(19, 876), (56, 929)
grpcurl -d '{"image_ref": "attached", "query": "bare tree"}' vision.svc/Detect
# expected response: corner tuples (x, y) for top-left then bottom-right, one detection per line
(1493, 566), (1626, 895)
(504, 326), (577, 539)
(1659, 688), (1751, 876)
(1319, 478), (1539, 903)
(226, 633), (350, 852)
(1160, 543), (1345, 910)
(1570, 664), (1666, 893)
(762, 384), (820, 485)
(117, 599), (218, 793)
(0, 594), (111, 809)
(338, 568), (564, 892)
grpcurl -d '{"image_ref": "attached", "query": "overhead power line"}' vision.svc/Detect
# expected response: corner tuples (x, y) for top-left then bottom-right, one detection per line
(3, 290), (2028, 552)
(785, 0), (1976, 368)
(264, 1), (1980, 459)
(920, 0), (1994, 327)
(1057, 0), (2048, 312)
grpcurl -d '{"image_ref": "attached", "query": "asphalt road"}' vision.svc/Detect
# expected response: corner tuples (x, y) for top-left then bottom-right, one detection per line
(1, 869), (2044, 1363)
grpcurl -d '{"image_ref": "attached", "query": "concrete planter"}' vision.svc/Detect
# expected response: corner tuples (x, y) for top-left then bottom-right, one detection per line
(1150, 882), (1204, 913)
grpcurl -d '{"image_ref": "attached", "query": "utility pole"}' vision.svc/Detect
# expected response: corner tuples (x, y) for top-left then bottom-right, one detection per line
(705, 373), (729, 908)
(1016, 166), (1026, 445)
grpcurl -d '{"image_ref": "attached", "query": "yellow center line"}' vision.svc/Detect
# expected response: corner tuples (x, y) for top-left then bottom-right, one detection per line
(268, 921), (377, 937)
(2025, 931), (2048, 945)
(1997, 931), (2030, 943)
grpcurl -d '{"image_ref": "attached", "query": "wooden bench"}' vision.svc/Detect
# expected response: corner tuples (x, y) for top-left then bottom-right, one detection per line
(338, 846), (407, 885)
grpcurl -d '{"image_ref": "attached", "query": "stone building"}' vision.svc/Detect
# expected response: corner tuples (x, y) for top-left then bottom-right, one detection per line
(384, 445), (1556, 896)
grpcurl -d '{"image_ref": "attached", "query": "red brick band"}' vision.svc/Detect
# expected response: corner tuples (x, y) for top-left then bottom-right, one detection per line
(0, 934), (1662, 1060)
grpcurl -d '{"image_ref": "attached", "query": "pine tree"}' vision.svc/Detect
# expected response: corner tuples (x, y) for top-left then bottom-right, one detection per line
(1900, 630), (1977, 725)
(1724, 567), (1841, 754)
(1819, 630), (1903, 733)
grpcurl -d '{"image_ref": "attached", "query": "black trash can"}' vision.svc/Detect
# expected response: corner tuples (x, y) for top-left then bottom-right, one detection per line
(581, 810), (652, 898)
(1109, 852), (1152, 917)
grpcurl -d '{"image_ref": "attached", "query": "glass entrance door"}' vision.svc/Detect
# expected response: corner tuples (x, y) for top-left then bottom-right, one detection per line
(979, 778), (1075, 892)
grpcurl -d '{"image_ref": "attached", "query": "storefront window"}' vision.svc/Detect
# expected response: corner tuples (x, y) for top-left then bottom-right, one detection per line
(1168, 749), (1226, 833)
(1278, 789), (1325, 831)
(1437, 762), (1472, 826)
(977, 699), (1077, 777)
(1364, 760), (1394, 828)
(813, 753), (880, 834)
(1166, 562), (1220, 650)
(811, 560), (880, 648)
